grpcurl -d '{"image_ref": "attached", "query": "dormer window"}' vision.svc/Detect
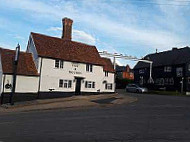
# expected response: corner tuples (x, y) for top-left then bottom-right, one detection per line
(86, 64), (93, 72)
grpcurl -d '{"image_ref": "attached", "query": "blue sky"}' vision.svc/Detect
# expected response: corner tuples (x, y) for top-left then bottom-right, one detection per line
(0, 0), (190, 67)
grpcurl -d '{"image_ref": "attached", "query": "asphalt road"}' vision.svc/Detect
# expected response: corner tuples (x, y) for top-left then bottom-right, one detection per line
(0, 91), (190, 142)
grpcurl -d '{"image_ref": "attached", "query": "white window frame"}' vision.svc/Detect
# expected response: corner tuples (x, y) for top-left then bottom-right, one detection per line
(164, 66), (172, 72)
(60, 60), (64, 68)
(59, 79), (72, 88)
(139, 69), (144, 74)
(59, 79), (63, 87)
(105, 83), (113, 90)
(85, 81), (95, 88)
(86, 64), (93, 72)
(55, 59), (59, 68)
(176, 67), (183, 77)
(105, 71), (109, 77)
(55, 59), (64, 69)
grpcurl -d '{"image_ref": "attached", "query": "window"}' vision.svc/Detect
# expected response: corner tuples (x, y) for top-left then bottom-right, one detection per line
(55, 59), (59, 68)
(169, 78), (174, 85)
(105, 83), (113, 90)
(165, 78), (169, 85)
(164, 66), (172, 72)
(86, 64), (93, 72)
(59, 80), (72, 88)
(55, 59), (64, 68)
(160, 78), (164, 85)
(140, 76), (144, 85)
(59, 79), (63, 87)
(85, 81), (95, 88)
(176, 67), (183, 77)
(139, 69), (144, 74)
(92, 82), (95, 88)
(105, 71), (109, 77)
(155, 78), (165, 86)
(188, 64), (190, 71)
(60, 60), (64, 68)
(188, 77), (190, 84)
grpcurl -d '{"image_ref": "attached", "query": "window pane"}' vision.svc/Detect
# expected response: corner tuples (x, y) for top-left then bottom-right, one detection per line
(55, 59), (59, 68)
(110, 84), (112, 90)
(63, 80), (68, 88)
(85, 81), (88, 88)
(64, 83), (67, 88)
(105, 84), (108, 89)
(86, 64), (89, 71)
(59, 79), (63, 87)
(68, 80), (72, 88)
(60, 61), (64, 68)
(88, 82), (92, 88)
(90, 65), (93, 72)
(92, 82), (95, 88)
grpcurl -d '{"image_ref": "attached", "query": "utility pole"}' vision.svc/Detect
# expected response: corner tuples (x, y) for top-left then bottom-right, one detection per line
(9, 44), (20, 105)
(181, 77), (184, 93)
(113, 56), (116, 93)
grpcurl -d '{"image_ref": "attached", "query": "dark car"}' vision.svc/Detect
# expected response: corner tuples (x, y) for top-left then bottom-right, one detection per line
(126, 84), (148, 93)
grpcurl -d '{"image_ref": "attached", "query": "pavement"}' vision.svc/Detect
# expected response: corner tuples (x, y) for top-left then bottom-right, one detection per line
(0, 93), (137, 114)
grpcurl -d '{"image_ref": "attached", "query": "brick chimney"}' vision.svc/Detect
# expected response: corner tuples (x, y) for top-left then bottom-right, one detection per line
(62, 18), (73, 40)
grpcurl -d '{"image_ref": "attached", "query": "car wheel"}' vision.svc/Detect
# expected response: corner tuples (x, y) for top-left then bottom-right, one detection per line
(136, 89), (139, 93)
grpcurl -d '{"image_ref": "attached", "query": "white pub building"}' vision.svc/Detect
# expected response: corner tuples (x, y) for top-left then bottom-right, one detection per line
(0, 18), (115, 98)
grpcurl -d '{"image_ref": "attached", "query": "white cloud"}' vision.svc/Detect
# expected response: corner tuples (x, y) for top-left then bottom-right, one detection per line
(47, 27), (62, 32)
(0, 42), (14, 49)
(0, 0), (189, 53)
(73, 29), (96, 45)
(14, 35), (25, 40)
(47, 27), (96, 45)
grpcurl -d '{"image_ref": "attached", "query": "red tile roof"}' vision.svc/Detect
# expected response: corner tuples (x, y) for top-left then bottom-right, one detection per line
(31, 32), (115, 72)
(0, 48), (39, 76)
(31, 32), (103, 65)
(101, 57), (115, 73)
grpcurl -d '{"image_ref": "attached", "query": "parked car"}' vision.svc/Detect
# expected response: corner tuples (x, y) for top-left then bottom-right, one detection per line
(126, 84), (148, 93)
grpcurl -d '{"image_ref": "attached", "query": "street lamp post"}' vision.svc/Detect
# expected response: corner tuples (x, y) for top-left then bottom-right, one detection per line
(9, 44), (20, 105)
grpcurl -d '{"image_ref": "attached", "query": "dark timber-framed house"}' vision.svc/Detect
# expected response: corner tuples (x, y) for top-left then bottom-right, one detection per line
(134, 47), (190, 92)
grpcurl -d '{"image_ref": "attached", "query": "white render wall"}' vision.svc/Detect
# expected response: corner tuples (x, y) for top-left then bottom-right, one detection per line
(2, 74), (39, 93)
(39, 57), (114, 93)
(27, 35), (39, 70)
(0, 54), (3, 94)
